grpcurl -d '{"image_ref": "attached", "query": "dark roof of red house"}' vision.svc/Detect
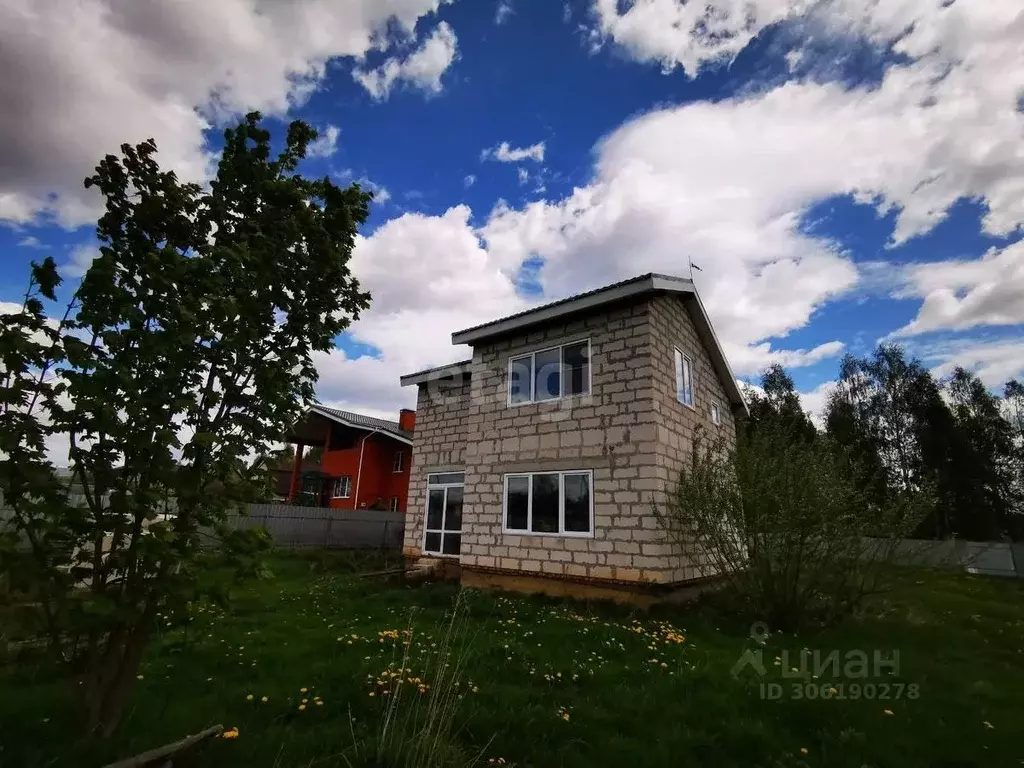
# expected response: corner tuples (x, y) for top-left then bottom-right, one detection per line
(311, 405), (413, 444)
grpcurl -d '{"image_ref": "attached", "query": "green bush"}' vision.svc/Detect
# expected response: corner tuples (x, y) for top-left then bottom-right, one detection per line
(656, 424), (928, 630)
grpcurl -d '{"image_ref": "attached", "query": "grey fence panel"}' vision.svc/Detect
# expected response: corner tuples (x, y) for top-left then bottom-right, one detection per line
(225, 504), (405, 550)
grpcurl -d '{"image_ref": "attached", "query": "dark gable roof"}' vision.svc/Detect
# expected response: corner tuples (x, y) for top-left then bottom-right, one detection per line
(310, 405), (413, 444)
(445, 273), (746, 413)
(452, 273), (668, 340)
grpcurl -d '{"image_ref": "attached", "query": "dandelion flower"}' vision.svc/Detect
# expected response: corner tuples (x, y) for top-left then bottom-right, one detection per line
(261, 696), (268, 703)
(800, 747), (808, 755)
(222, 728), (240, 740)
(983, 721), (994, 729)
(316, 700), (323, 706)
(136, 675), (144, 680)
(561, 712), (570, 721)
(246, 694), (253, 701)
(300, 687), (308, 693)
(883, 709), (894, 716)
(298, 704), (306, 711)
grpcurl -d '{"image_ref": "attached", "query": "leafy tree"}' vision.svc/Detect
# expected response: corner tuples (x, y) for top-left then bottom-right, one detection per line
(941, 368), (1018, 540)
(742, 364), (817, 442)
(0, 113), (371, 735)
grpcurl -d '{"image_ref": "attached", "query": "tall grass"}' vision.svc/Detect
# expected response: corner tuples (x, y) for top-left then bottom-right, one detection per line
(343, 590), (488, 768)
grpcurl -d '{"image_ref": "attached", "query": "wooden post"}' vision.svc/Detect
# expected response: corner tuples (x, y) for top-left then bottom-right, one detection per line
(288, 443), (303, 503)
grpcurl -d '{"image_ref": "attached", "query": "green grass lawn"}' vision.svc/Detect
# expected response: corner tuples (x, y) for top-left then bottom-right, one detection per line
(2, 550), (1022, 767)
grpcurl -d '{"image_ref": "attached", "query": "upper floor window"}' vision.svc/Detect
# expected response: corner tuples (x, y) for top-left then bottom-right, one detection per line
(332, 476), (352, 499)
(711, 400), (721, 426)
(508, 340), (590, 405)
(674, 348), (694, 407)
(393, 451), (404, 472)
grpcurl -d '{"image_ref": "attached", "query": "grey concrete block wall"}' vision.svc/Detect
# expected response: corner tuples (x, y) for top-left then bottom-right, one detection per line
(404, 293), (740, 586)
(403, 375), (470, 559)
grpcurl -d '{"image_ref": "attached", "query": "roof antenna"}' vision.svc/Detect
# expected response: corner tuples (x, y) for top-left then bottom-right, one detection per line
(688, 259), (702, 282)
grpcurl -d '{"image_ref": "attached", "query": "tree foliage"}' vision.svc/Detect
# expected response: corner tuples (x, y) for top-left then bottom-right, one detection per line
(0, 113), (371, 736)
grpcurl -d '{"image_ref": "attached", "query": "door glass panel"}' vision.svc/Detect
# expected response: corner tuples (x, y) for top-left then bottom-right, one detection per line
(442, 533), (461, 555)
(531, 474), (559, 532)
(426, 489), (445, 530)
(444, 486), (463, 531)
(425, 532), (441, 553)
(564, 473), (591, 532)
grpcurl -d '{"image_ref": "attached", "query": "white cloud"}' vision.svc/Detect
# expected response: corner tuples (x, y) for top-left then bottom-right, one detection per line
(798, 379), (839, 428)
(517, 167), (530, 185)
(313, 206), (529, 410)
(495, 1), (514, 25)
(354, 21), (458, 100)
(463, 174), (476, 188)
(307, 125), (340, 158)
(63, 244), (101, 278)
(919, 337), (1024, 389)
(0, 0), (449, 228)
(18, 236), (44, 248)
(890, 241), (1024, 336)
(481, 141), (546, 163)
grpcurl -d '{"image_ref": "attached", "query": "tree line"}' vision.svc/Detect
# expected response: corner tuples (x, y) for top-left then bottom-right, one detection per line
(744, 346), (1024, 542)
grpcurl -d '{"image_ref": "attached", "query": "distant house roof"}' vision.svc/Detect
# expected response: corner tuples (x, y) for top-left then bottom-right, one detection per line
(309, 405), (413, 444)
(399, 359), (473, 387)
(446, 273), (746, 412)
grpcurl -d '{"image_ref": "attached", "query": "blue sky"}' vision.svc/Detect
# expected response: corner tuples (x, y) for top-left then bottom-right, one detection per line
(3, 0), (1023, 420)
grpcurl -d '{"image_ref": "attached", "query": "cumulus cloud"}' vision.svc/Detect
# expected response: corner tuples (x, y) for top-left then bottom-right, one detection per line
(307, 125), (340, 158)
(18, 236), (44, 248)
(917, 337), (1024, 389)
(0, 0), (449, 228)
(463, 174), (476, 188)
(481, 141), (546, 163)
(890, 241), (1024, 336)
(353, 22), (458, 100)
(313, 206), (529, 410)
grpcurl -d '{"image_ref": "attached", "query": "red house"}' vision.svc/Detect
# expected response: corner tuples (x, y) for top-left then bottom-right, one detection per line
(284, 406), (414, 512)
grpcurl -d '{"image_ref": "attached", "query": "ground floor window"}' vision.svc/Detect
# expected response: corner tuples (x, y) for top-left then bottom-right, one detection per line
(424, 472), (464, 556)
(503, 470), (592, 536)
(331, 476), (351, 498)
(390, 496), (400, 512)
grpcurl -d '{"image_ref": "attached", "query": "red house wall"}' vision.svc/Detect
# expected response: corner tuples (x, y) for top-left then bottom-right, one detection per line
(318, 423), (411, 512)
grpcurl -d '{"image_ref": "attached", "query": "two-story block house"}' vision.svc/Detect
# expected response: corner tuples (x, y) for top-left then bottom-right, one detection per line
(399, 273), (746, 600)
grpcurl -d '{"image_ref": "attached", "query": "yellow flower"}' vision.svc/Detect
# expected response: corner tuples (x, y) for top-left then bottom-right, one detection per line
(883, 709), (894, 716)
(301, 698), (308, 704)
(222, 728), (240, 740)
(316, 700), (323, 706)
(298, 704), (306, 711)
(800, 747), (808, 755)
(983, 721), (994, 729)
(261, 696), (268, 703)
(136, 675), (144, 680)
(246, 694), (253, 701)
(300, 687), (308, 693)
(561, 712), (570, 721)
(369, 691), (376, 697)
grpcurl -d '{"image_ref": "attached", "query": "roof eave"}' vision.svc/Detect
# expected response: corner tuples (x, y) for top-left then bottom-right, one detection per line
(451, 274), (696, 345)
(399, 361), (473, 387)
